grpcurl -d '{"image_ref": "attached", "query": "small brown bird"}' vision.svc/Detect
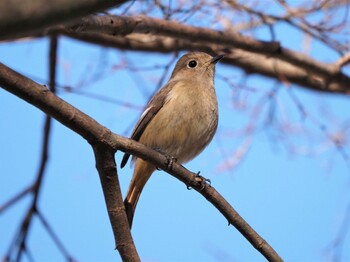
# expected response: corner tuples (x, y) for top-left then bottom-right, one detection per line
(121, 52), (223, 228)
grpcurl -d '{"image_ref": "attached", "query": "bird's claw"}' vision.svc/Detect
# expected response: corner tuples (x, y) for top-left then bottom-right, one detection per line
(195, 172), (211, 190)
(156, 155), (177, 171)
(165, 155), (177, 170)
(186, 172), (211, 191)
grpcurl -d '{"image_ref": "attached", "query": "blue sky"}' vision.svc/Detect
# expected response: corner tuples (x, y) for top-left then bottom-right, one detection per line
(1, 4), (350, 262)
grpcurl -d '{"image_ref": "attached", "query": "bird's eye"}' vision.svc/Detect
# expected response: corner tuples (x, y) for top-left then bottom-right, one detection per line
(188, 60), (197, 68)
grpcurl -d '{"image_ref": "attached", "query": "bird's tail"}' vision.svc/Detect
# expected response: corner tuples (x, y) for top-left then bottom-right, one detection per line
(124, 159), (155, 228)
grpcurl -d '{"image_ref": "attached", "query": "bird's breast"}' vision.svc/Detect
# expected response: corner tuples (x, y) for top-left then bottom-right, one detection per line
(139, 81), (218, 163)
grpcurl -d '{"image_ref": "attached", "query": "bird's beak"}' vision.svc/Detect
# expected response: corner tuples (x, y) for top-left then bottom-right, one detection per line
(210, 55), (224, 64)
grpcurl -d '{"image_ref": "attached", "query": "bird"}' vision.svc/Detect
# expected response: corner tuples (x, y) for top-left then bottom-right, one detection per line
(121, 52), (223, 228)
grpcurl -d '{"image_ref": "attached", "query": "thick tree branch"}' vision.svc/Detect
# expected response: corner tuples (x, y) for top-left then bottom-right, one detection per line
(0, 63), (283, 261)
(4, 12), (350, 94)
(70, 15), (343, 78)
(70, 14), (280, 52)
(63, 32), (350, 94)
(0, 0), (128, 40)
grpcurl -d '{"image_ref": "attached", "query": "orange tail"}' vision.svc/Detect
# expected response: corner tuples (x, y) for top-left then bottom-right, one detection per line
(124, 159), (155, 228)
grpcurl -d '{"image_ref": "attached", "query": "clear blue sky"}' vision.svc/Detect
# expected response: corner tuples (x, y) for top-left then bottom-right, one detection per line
(1, 4), (350, 262)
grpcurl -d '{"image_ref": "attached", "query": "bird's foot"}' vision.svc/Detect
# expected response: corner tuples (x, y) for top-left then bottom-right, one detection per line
(195, 171), (211, 190)
(165, 155), (177, 170)
(187, 172), (211, 190)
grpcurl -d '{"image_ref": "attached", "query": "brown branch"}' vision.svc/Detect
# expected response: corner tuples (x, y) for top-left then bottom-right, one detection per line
(93, 144), (140, 261)
(334, 52), (350, 69)
(68, 15), (343, 78)
(70, 15), (280, 52)
(6, 13), (350, 94)
(62, 32), (350, 94)
(1, 52), (140, 259)
(0, 62), (283, 261)
(0, 0), (129, 40)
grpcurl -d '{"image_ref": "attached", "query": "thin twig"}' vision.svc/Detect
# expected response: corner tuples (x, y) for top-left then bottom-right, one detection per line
(3, 34), (71, 261)
(36, 210), (75, 261)
(0, 186), (33, 214)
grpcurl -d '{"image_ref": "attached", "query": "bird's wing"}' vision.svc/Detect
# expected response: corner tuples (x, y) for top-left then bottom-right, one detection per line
(120, 81), (176, 168)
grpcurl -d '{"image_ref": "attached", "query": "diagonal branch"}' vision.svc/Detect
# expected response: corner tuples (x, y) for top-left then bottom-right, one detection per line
(0, 62), (283, 261)
(69, 15), (342, 78)
(0, 186), (32, 214)
(69, 14), (280, 53)
(0, 59), (139, 260)
(36, 210), (74, 261)
(63, 32), (350, 94)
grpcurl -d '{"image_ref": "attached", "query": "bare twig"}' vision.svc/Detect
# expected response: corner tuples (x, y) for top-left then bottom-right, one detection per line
(0, 186), (33, 214)
(225, 0), (349, 54)
(2, 35), (75, 262)
(326, 202), (350, 262)
(36, 211), (75, 261)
